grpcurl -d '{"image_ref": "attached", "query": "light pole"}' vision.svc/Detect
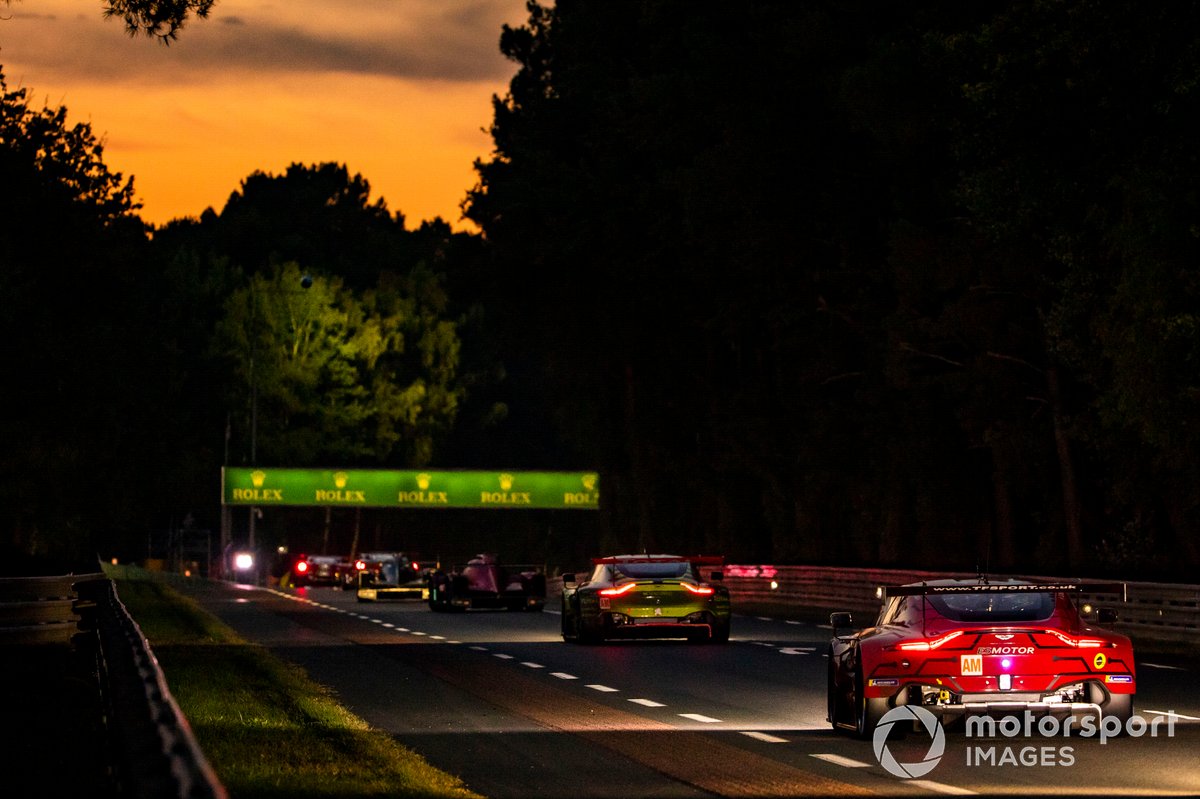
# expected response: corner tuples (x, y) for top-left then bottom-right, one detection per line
(246, 271), (314, 552)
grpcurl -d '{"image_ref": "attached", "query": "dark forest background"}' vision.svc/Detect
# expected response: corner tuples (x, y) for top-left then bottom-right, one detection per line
(2, 0), (1198, 578)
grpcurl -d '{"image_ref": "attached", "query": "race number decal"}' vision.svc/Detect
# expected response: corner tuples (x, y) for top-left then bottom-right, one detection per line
(961, 654), (983, 676)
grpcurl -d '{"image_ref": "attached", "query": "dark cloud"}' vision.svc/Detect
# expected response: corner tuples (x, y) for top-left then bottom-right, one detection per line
(8, 0), (527, 85)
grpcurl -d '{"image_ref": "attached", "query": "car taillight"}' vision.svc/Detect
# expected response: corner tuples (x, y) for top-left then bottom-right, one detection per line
(412, 562), (420, 571)
(1050, 630), (1105, 648)
(355, 560), (367, 571)
(599, 582), (637, 597)
(682, 583), (714, 595)
(897, 630), (964, 651)
(295, 561), (309, 574)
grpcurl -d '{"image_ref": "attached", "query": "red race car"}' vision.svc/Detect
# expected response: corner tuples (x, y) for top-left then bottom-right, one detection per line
(827, 579), (1135, 738)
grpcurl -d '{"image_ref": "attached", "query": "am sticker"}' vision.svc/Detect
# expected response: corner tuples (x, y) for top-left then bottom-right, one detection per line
(961, 654), (983, 676)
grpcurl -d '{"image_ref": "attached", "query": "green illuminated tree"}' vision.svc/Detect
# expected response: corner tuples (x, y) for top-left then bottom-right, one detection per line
(215, 262), (462, 468)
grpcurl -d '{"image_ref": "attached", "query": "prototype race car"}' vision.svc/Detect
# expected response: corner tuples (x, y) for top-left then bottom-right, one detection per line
(827, 579), (1135, 738)
(353, 552), (427, 602)
(560, 555), (731, 643)
(426, 554), (546, 612)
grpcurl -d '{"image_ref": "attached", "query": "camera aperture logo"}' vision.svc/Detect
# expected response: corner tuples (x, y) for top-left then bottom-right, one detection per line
(873, 705), (945, 778)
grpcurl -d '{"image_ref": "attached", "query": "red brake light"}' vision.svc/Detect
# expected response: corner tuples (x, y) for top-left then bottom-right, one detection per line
(1050, 631), (1105, 648)
(599, 582), (638, 597)
(294, 561), (309, 574)
(897, 631), (964, 651)
(682, 583), (714, 595)
(355, 560), (367, 571)
(412, 562), (420, 571)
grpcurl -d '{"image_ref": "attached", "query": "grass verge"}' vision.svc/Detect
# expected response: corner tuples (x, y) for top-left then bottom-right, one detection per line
(106, 565), (482, 799)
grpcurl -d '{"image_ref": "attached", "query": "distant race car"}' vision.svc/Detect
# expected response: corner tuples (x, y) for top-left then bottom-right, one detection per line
(290, 554), (344, 587)
(827, 578), (1135, 738)
(560, 554), (731, 643)
(426, 553), (546, 612)
(353, 552), (427, 602)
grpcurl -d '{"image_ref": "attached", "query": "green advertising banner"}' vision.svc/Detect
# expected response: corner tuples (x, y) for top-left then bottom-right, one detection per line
(222, 468), (600, 510)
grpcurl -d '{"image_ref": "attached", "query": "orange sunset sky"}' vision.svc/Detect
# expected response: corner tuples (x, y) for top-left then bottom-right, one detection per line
(1, 0), (531, 229)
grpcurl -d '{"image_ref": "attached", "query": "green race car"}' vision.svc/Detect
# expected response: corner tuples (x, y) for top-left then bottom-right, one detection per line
(560, 554), (731, 643)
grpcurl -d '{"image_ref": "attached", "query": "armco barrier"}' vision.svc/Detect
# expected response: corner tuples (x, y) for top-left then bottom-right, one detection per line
(0, 572), (106, 644)
(95, 577), (228, 799)
(0, 570), (226, 798)
(720, 565), (1200, 644)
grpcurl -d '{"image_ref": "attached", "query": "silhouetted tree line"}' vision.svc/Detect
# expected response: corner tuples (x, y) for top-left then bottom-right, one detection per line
(463, 0), (1200, 577)
(1, 0), (1197, 577)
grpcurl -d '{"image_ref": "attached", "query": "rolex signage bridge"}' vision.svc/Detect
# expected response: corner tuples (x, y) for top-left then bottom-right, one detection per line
(221, 468), (600, 511)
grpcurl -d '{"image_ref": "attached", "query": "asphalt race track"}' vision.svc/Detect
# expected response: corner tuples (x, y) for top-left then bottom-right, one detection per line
(175, 580), (1200, 798)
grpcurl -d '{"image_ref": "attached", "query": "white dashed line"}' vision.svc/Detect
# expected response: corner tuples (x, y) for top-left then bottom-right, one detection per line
(679, 713), (722, 723)
(587, 684), (619, 693)
(628, 698), (666, 707)
(470, 646), (488, 651)
(1142, 662), (1187, 671)
(521, 662), (545, 669)
(394, 627), (409, 632)
(551, 672), (578, 680)
(810, 753), (871, 768)
(381, 623), (395, 628)
(778, 647), (815, 655)
(740, 731), (789, 743)
(1145, 709), (1200, 721)
(756, 616), (773, 621)
(907, 780), (977, 795)
(785, 620), (804, 625)
(430, 635), (446, 640)
(370, 619), (384, 624)
(494, 653), (514, 660)
(411, 631), (427, 636)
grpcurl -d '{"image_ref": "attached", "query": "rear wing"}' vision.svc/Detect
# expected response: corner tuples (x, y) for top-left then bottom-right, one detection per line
(592, 555), (725, 566)
(881, 582), (1128, 601)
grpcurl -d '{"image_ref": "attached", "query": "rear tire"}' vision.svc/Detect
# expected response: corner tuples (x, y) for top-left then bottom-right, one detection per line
(1091, 682), (1133, 731)
(709, 617), (730, 644)
(827, 652), (841, 729)
(854, 670), (887, 739)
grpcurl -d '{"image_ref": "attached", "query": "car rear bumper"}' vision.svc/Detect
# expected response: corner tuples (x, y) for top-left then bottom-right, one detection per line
(932, 700), (1102, 720)
(592, 612), (721, 638)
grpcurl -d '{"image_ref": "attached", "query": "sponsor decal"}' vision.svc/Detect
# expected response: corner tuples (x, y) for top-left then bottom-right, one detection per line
(961, 654), (983, 676)
(1093, 652), (1108, 669)
(979, 646), (1036, 656)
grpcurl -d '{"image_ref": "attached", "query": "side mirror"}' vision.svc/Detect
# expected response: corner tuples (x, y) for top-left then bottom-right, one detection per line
(710, 570), (724, 581)
(830, 612), (853, 631)
(1098, 608), (1119, 624)
(561, 573), (576, 586)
